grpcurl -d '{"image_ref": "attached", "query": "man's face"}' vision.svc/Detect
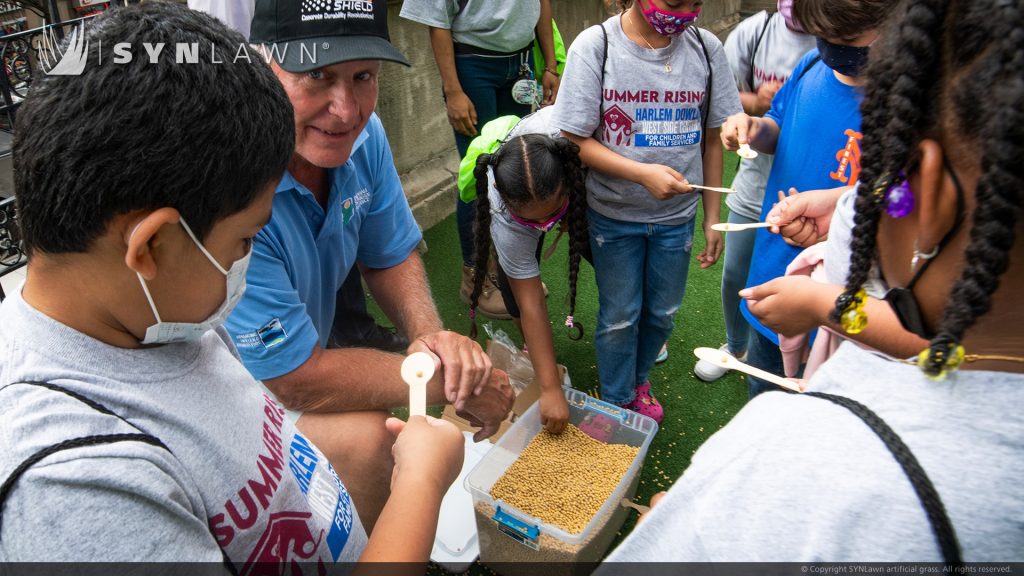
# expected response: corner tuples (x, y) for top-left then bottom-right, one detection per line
(272, 59), (381, 169)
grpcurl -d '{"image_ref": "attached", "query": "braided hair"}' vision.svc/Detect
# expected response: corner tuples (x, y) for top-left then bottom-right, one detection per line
(468, 134), (589, 341)
(832, 0), (1023, 377)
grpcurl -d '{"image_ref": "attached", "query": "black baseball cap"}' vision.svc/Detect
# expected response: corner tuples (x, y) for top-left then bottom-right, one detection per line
(250, 0), (410, 72)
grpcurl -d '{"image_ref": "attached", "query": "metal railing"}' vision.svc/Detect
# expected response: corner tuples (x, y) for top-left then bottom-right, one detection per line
(0, 195), (23, 300)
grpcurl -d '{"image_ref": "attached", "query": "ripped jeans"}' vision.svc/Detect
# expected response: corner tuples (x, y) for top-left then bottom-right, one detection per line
(588, 209), (695, 405)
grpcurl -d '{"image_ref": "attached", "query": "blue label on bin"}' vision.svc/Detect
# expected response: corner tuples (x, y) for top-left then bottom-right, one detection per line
(585, 396), (627, 422)
(494, 507), (540, 550)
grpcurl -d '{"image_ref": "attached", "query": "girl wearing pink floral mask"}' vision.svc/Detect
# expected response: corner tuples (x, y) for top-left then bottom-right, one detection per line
(551, 1), (741, 424)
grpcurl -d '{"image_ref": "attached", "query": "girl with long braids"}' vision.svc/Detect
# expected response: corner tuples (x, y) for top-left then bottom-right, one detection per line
(599, 0), (1024, 561)
(464, 108), (589, 434)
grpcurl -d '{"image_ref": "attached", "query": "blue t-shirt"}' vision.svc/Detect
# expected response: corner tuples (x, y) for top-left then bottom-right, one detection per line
(740, 51), (864, 343)
(226, 114), (422, 380)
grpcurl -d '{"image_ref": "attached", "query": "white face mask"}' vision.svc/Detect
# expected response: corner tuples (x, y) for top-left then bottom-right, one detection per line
(136, 217), (252, 344)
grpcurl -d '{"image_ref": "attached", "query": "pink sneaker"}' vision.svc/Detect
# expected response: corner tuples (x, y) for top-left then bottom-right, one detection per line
(622, 381), (663, 424)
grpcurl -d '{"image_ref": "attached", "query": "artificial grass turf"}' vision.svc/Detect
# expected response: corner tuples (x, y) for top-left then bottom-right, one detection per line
(388, 151), (751, 571)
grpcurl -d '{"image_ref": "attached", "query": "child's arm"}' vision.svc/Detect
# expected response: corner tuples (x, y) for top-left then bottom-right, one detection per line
(508, 275), (570, 434)
(697, 127), (724, 269)
(720, 113), (780, 155)
(356, 416), (464, 568)
(740, 276), (928, 358)
(560, 131), (693, 201)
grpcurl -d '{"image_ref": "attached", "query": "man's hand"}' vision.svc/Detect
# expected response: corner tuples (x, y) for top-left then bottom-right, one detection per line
(445, 90), (478, 137)
(767, 186), (847, 247)
(697, 225), (723, 269)
(541, 70), (560, 105)
(456, 369), (515, 442)
(638, 164), (693, 200)
(720, 112), (761, 151)
(408, 330), (491, 411)
(740, 276), (839, 337)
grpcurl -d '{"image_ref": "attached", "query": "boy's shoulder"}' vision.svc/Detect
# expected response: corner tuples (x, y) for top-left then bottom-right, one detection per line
(788, 48), (824, 83)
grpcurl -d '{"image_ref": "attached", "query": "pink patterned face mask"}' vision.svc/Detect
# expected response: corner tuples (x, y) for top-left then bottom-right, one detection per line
(777, 0), (804, 32)
(639, 0), (700, 37)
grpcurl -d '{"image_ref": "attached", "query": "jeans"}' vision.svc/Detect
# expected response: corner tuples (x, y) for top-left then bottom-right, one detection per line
(745, 328), (787, 398)
(589, 209), (694, 405)
(721, 211), (758, 355)
(453, 51), (533, 266)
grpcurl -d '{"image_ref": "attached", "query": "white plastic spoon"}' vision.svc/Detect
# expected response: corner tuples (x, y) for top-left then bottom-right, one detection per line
(621, 498), (650, 515)
(692, 347), (802, 393)
(688, 184), (736, 194)
(401, 352), (436, 417)
(710, 221), (773, 232)
(737, 143), (759, 159)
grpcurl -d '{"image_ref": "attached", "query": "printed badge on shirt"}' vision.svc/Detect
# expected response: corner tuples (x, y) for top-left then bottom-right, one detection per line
(601, 88), (705, 148)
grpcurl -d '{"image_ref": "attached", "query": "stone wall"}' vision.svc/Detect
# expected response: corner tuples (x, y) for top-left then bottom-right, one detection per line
(379, 0), (742, 231)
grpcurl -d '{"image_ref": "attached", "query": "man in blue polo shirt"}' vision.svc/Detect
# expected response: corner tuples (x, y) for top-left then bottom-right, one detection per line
(227, 0), (514, 533)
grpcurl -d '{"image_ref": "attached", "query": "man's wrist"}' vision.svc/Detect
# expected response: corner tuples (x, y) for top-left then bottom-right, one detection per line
(543, 68), (559, 78)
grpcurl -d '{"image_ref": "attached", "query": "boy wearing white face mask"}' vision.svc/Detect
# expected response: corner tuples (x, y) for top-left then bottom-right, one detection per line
(0, 4), (464, 565)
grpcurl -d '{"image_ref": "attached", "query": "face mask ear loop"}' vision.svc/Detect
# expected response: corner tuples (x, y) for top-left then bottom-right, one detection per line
(136, 273), (163, 324)
(179, 217), (229, 275)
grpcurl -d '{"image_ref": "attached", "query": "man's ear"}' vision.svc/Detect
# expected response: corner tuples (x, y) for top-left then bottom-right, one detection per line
(912, 139), (960, 252)
(124, 208), (180, 281)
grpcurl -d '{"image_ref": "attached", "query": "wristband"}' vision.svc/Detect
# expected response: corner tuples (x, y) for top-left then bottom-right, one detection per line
(543, 68), (560, 77)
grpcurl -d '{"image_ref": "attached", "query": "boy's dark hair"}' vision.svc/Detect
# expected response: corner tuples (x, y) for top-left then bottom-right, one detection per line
(469, 134), (588, 340)
(834, 0), (1023, 377)
(792, 0), (896, 39)
(14, 2), (294, 256)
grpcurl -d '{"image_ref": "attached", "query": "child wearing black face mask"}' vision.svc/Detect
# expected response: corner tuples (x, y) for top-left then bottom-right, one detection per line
(719, 0), (897, 398)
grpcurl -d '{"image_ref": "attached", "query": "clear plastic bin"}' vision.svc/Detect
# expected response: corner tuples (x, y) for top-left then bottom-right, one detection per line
(465, 388), (658, 576)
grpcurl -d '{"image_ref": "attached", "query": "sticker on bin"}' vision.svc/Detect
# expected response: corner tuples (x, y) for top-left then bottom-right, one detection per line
(583, 396), (627, 422)
(493, 507), (540, 550)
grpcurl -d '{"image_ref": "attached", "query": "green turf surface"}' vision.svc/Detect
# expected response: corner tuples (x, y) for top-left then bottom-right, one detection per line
(384, 151), (750, 572)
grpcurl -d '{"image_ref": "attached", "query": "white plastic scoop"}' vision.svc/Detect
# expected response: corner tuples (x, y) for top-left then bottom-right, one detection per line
(688, 184), (736, 194)
(401, 352), (435, 417)
(737, 143), (759, 159)
(692, 347), (802, 393)
(621, 498), (651, 515)
(710, 221), (773, 232)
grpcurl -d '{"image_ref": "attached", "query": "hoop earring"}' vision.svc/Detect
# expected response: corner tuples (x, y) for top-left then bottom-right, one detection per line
(911, 241), (939, 274)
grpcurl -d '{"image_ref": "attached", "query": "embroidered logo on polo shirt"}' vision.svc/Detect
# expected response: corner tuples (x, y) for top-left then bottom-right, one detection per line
(340, 188), (370, 225)
(258, 318), (288, 348)
(341, 198), (354, 225)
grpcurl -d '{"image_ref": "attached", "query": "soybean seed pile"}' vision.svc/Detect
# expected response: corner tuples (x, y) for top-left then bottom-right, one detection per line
(490, 424), (640, 534)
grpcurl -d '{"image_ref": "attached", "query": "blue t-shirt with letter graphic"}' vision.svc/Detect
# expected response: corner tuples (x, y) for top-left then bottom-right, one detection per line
(741, 50), (864, 343)
(226, 113), (422, 380)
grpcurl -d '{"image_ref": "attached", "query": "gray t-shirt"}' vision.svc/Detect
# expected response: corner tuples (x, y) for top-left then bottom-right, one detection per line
(724, 11), (816, 220)
(601, 343), (1024, 562)
(0, 291), (368, 564)
(490, 106), (561, 280)
(553, 16), (741, 225)
(399, 0), (540, 53)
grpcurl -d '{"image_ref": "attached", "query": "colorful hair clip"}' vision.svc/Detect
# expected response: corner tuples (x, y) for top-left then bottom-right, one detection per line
(469, 307), (477, 320)
(564, 315), (574, 328)
(885, 175), (914, 218)
(839, 288), (868, 335)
